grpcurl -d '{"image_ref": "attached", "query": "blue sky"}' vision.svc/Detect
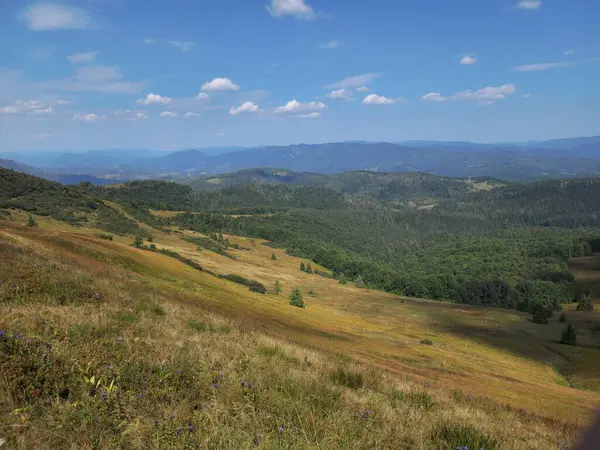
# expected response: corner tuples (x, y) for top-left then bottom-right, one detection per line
(0, 0), (598, 151)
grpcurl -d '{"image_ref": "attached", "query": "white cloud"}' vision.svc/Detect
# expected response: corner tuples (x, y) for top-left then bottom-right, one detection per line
(319, 40), (340, 49)
(523, 93), (533, 99)
(214, 131), (225, 137)
(56, 99), (70, 105)
(31, 106), (54, 115)
(201, 77), (240, 92)
(325, 73), (381, 89)
(511, 60), (578, 72)
(136, 93), (173, 105)
(0, 106), (19, 114)
(28, 133), (51, 140)
(184, 112), (200, 118)
(43, 65), (148, 94)
(517, 1), (541, 9)
(21, 3), (90, 31)
(167, 40), (196, 52)
(134, 113), (148, 120)
(460, 56), (477, 65)
(144, 38), (157, 45)
(74, 113), (100, 122)
(160, 111), (177, 117)
(196, 92), (210, 101)
(298, 112), (321, 119)
(272, 100), (327, 115)
(564, 49), (576, 56)
(356, 86), (369, 92)
(421, 92), (448, 103)
(67, 52), (98, 64)
(452, 83), (516, 102)
(267, 0), (315, 19)
(362, 94), (405, 105)
(326, 88), (354, 101)
(229, 101), (260, 116)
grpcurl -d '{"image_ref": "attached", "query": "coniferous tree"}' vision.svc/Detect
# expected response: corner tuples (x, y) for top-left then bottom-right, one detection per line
(560, 324), (577, 346)
(576, 291), (594, 312)
(271, 253), (277, 261)
(355, 274), (366, 288)
(306, 262), (313, 274)
(338, 272), (348, 285)
(558, 313), (567, 323)
(26, 214), (37, 227)
(289, 288), (305, 308)
(133, 235), (144, 248)
(300, 262), (306, 272)
(274, 279), (281, 295)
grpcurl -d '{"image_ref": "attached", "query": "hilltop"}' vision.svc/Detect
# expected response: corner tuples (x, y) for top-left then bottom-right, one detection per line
(1, 168), (599, 448)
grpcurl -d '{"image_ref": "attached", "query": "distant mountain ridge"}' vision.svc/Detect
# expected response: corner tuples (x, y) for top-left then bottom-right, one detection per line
(2, 135), (599, 183)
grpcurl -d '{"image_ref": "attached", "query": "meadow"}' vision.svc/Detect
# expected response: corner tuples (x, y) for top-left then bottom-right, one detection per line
(1, 212), (599, 448)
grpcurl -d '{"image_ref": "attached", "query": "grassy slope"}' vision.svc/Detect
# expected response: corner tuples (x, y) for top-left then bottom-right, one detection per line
(1, 216), (598, 448)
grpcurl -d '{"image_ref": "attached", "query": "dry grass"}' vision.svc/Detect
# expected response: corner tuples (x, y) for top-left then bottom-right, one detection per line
(0, 219), (597, 448)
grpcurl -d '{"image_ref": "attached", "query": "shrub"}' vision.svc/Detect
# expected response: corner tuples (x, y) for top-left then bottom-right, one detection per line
(532, 303), (553, 324)
(355, 274), (366, 288)
(331, 367), (364, 389)
(97, 233), (113, 241)
(271, 253), (277, 260)
(560, 324), (577, 346)
(274, 279), (281, 295)
(576, 291), (594, 312)
(420, 339), (433, 345)
(300, 262), (306, 272)
(306, 262), (313, 274)
(220, 273), (266, 294)
(289, 287), (304, 308)
(558, 313), (567, 323)
(133, 235), (144, 248)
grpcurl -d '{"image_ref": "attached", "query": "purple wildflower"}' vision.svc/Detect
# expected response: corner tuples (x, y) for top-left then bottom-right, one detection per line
(0, 331), (6, 337)
(213, 383), (219, 390)
(154, 419), (159, 427)
(188, 424), (194, 433)
(466, 394), (473, 401)
(241, 380), (246, 388)
(106, 364), (111, 370)
(360, 409), (371, 419)
(137, 393), (143, 399)
(277, 425), (284, 434)
(101, 391), (108, 402)
(176, 428), (182, 436)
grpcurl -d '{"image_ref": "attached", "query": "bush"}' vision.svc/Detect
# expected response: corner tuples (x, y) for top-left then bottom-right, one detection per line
(560, 324), (577, 346)
(97, 234), (113, 241)
(271, 253), (277, 260)
(576, 291), (594, 312)
(355, 274), (366, 288)
(274, 279), (281, 295)
(306, 262), (314, 274)
(26, 214), (37, 227)
(558, 313), (567, 323)
(300, 262), (306, 272)
(420, 339), (433, 345)
(289, 287), (304, 308)
(133, 235), (144, 248)
(220, 273), (266, 294)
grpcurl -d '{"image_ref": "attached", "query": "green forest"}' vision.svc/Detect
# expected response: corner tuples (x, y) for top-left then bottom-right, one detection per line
(2, 168), (600, 315)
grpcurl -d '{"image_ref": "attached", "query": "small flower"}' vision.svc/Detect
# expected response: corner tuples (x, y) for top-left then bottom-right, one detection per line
(188, 424), (194, 432)
(466, 394), (473, 401)
(241, 380), (246, 388)
(106, 364), (111, 370)
(176, 428), (182, 436)
(360, 409), (371, 419)
(0, 331), (6, 337)
(277, 425), (284, 434)
(101, 391), (108, 402)
(213, 383), (219, 390)
(154, 419), (159, 427)
(137, 393), (143, 399)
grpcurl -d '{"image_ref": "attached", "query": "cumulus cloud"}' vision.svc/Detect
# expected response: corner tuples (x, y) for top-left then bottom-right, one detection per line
(31, 106), (54, 115)
(67, 52), (98, 64)
(564, 49), (575, 56)
(1, 99), (54, 114)
(517, 1), (541, 9)
(460, 56), (477, 65)
(160, 111), (177, 117)
(74, 113), (100, 122)
(326, 88), (354, 101)
(166, 40), (196, 52)
(0, 106), (19, 114)
(319, 40), (340, 49)
(21, 3), (91, 31)
(135, 113), (148, 120)
(272, 100), (327, 115)
(229, 101), (260, 116)
(144, 38), (157, 44)
(523, 93), (533, 99)
(201, 77), (240, 92)
(196, 92), (210, 101)
(421, 92), (448, 103)
(298, 112), (321, 118)
(362, 94), (405, 105)
(136, 93), (173, 105)
(511, 60), (579, 72)
(325, 73), (381, 89)
(356, 86), (369, 92)
(267, 0), (315, 19)
(452, 83), (516, 102)
(184, 112), (200, 117)
(56, 99), (70, 105)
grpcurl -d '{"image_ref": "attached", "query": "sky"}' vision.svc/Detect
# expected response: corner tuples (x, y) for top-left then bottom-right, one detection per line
(0, 0), (599, 152)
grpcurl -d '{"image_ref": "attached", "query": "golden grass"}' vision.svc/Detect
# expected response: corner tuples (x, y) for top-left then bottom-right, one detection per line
(0, 220), (587, 448)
